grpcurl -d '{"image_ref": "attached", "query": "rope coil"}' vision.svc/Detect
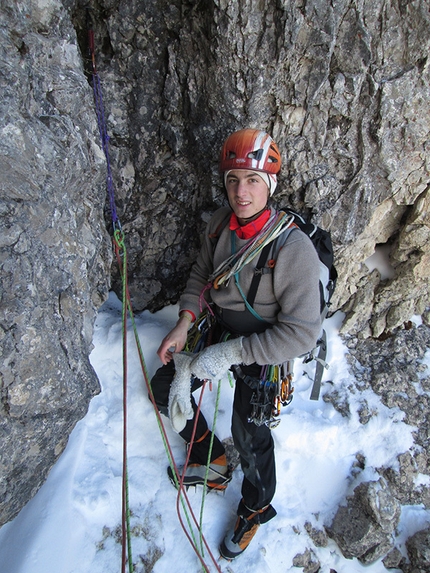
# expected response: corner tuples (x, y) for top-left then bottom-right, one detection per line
(209, 211), (294, 288)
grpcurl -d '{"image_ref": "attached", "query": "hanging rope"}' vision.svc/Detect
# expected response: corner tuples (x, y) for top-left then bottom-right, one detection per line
(88, 17), (223, 573)
(88, 18), (132, 571)
(88, 22), (120, 230)
(115, 230), (134, 573)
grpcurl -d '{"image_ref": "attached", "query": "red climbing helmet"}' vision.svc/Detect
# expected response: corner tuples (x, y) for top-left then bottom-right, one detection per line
(219, 129), (282, 175)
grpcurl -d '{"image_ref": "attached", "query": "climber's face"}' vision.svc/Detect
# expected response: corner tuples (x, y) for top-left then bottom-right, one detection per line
(225, 170), (270, 222)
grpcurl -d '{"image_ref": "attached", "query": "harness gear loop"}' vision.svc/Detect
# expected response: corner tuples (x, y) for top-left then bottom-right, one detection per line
(231, 363), (294, 428)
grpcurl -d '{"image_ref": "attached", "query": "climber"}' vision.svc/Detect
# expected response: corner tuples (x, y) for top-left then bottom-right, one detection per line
(150, 128), (321, 560)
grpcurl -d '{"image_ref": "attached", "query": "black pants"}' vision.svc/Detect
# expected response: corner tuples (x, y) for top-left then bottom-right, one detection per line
(150, 361), (276, 513)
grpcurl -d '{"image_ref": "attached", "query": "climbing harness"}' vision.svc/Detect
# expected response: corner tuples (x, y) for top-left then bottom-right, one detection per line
(186, 308), (294, 429)
(196, 211), (298, 428)
(88, 19), (223, 573)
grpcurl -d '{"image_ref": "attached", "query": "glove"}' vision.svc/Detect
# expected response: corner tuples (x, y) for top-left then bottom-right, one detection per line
(168, 352), (194, 433)
(190, 337), (243, 381)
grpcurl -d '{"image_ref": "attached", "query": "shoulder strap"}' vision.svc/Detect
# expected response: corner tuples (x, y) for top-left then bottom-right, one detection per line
(247, 224), (297, 307)
(208, 210), (231, 243)
(246, 241), (273, 308)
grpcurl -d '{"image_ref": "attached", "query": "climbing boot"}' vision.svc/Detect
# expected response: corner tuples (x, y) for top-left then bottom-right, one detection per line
(219, 501), (277, 560)
(167, 454), (231, 491)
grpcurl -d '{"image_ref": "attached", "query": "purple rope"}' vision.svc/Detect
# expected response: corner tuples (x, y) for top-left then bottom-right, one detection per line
(91, 71), (119, 227)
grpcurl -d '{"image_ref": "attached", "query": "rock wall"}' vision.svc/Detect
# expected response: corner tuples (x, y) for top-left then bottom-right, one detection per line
(0, 1), (429, 567)
(69, 0), (430, 338)
(0, 1), (111, 525)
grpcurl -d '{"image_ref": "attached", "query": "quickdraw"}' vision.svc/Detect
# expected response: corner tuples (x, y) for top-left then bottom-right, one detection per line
(249, 381), (279, 428)
(185, 312), (215, 353)
(231, 363), (294, 429)
(185, 309), (233, 355)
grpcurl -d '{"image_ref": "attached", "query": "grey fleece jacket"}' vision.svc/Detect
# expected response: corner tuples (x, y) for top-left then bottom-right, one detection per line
(180, 206), (322, 366)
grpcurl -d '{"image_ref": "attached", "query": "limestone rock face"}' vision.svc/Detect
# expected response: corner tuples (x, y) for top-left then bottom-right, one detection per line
(0, 2), (111, 524)
(406, 528), (430, 573)
(69, 0), (429, 337)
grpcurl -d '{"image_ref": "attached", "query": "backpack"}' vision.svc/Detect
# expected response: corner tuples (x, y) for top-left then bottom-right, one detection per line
(278, 208), (337, 316)
(276, 208), (338, 400)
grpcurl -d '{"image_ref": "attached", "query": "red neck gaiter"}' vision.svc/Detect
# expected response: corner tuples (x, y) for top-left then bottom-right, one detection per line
(229, 209), (271, 240)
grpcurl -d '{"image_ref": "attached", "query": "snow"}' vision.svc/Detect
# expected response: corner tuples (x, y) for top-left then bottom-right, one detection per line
(364, 244), (395, 280)
(1, 293), (429, 573)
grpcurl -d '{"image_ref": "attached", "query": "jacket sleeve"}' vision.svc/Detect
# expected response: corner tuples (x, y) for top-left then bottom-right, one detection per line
(241, 230), (322, 365)
(179, 207), (231, 319)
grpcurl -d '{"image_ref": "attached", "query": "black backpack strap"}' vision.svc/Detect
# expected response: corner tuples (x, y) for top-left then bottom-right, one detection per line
(247, 241), (273, 308)
(247, 224), (297, 308)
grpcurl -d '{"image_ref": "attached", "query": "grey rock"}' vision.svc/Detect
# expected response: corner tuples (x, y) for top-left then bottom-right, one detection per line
(344, 324), (430, 509)
(405, 528), (430, 573)
(322, 386), (351, 418)
(382, 547), (405, 570)
(1, 0), (429, 546)
(325, 479), (401, 564)
(305, 521), (329, 548)
(381, 451), (430, 509)
(68, 0), (430, 336)
(0, 2), (111, 524)
(292, 547), (321, 573)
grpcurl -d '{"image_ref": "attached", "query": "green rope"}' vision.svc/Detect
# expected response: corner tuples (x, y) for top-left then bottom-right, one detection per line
(114, 230), (222, 572)
(234, 271), (266, 322)
(123, 283), (202, 555)
(114, 229), (133, 573)
(199, 377), (223, 555)
(124, 460), (133, 573)
(231, 231), (266, 322)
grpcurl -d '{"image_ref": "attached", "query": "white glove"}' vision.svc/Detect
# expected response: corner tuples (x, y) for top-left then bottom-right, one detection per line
(168, 352), (194, 433)
(190, 337), (243, 381)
